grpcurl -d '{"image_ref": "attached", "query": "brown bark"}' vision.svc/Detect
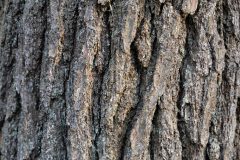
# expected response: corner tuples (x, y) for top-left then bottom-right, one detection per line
(0, 0), (239, 160)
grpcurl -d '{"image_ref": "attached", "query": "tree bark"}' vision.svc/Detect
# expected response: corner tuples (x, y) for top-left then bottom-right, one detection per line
(0, 0), (239, 160)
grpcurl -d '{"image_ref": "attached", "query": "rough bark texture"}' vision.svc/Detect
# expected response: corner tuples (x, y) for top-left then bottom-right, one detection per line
(0, 0), (239, 160)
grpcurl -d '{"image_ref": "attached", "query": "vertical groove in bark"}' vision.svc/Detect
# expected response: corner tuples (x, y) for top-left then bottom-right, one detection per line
(92, 5), (112, 159)
(234, 97), (240, 159)
(149, 99), (161, 160)
(61, 1), (80, 159)
(177, 14), (196, 160)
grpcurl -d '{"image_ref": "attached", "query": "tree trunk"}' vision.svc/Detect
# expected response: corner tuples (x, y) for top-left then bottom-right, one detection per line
(0, 0), (239, 159)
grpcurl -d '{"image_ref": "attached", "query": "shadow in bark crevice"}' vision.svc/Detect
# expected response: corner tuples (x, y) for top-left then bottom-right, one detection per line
(149, 99), (161, 160)
(177, 14), (197, 160)
(119, 2), (165, 158)
(93, 6), (112, 160)
(62, 1), (80, 159)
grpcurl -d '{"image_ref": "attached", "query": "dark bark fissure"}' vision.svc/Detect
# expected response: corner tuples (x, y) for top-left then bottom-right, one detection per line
(118, 36), (144, 160)
(118, 33), (139, 160)
(177, 14), (197, 160)
(216, 0), (223, 38)
(11, 92), (22, 159)
(119, 3), (162, 158)
(131, 24), (145, 75)
(62, 2), (80, 159)
(208, 37), (217, 73)
(145, 2), (163, 90)
(234, 97), (240, 159)
(93, 6), (112, 159)
(36, 0), (48, 111)
(237, 98), (240, 123)
(7, 92), (22, 122)
(0, 115), (4, 131)
(222, 0), (236, 51)
(149, 99), (161, 160)
(25, 1), (48, 159)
